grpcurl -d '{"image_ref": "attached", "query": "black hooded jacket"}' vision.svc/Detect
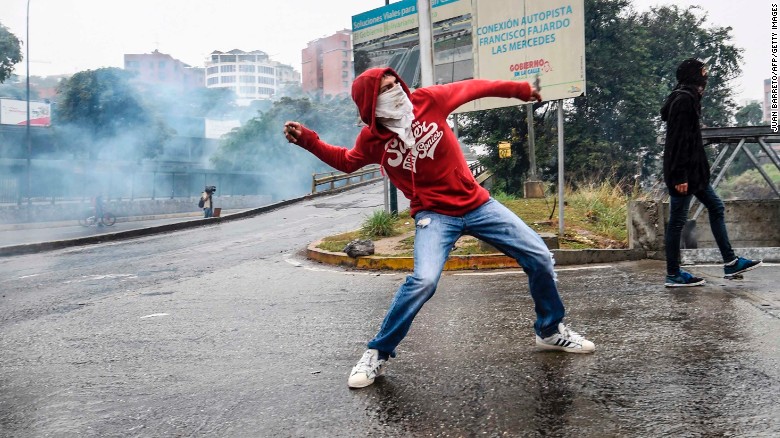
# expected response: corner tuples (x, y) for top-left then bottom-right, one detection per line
(660, 84), (709, 196)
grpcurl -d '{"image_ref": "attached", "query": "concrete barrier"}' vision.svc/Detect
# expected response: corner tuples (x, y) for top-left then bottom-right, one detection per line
(629, 199), (780, 262)
(0, 195), (272, 225)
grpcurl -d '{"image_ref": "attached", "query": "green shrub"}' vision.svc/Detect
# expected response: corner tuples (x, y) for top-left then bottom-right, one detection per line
(491, 189), (518, 203)
(718, 164), (780, 200)
(360, 210), (399, 238)
(566, 180), (629, 242)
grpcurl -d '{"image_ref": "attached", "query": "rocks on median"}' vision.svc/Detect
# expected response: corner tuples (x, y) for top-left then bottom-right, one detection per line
(343, 239), (375, 258)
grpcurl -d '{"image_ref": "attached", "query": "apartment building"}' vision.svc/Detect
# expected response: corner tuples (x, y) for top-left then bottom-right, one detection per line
(124, 50), (204, 91)
(764, 78), (772, 124)
(205, 49), (300, 105)
(301, 30), (353, 96)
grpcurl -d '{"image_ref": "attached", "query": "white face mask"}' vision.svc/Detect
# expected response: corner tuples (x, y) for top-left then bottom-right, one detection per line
(375, 83), (415, 148)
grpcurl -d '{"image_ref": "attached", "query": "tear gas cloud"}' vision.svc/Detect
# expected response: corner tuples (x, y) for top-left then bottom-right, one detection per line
(0, 75), (362, 208)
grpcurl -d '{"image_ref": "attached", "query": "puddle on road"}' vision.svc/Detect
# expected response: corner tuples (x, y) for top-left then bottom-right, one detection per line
(63, 273), (138, 284)
(139, 291), (175, 297)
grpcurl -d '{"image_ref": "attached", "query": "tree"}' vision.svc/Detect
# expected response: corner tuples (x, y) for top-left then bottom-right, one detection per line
(276, 82), (305, 100)
(459, 2), (744, 192)
(458, 104), (543, 196)
(0, 78), (39, 100)
(186, 87), (237, 117)
(354, 50), (372, 77)
(55, 68), (171, 160)
(564, 0), (655, 184)
(639, 5), (742, 129)
(734, 102), (763, 126)
(0, 23), (22, 84)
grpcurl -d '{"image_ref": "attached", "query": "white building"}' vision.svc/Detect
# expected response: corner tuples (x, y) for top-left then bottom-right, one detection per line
(205, 49), (301, 105)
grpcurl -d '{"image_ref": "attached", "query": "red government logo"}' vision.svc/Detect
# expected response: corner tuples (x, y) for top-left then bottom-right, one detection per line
(509, 59), (553, 77)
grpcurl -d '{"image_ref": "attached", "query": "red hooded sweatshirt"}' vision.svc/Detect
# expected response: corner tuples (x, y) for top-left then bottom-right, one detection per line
(292, 67), (533, 217)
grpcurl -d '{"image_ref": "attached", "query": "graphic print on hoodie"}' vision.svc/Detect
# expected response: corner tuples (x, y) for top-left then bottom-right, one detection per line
(293, 67), (533, 217)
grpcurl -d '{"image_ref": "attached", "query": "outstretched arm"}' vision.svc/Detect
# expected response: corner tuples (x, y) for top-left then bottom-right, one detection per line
(284, 121), (373, 173)
(418, 79), (541, 114)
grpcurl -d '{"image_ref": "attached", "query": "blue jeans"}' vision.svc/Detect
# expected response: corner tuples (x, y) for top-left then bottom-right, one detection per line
(665, 184), (736, 275)
(367, 198), (565, 357)
(204, 207), (213, 218)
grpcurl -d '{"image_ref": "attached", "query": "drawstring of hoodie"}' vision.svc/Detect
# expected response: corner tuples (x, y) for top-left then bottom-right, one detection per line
(379, 141), (419, 203)
(352, 68), (421, 208)
(374, 77), (418, 204)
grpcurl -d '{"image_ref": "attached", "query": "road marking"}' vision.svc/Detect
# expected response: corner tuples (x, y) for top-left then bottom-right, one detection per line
(688, 263), (779, 268)
(454, 265), (613, 276)
(18, 274), (40, 279)
(283, 255), (401, 276)
(63, 273), (138, 283)
(140, 313), (169, 319)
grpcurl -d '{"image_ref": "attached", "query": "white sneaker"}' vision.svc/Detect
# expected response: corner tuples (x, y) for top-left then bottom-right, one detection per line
(347, 349), (386, 388)
(536, 323), (595, 353)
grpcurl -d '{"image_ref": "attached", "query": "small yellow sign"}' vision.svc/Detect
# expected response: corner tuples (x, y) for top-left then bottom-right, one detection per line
(498, 141), (512, 159)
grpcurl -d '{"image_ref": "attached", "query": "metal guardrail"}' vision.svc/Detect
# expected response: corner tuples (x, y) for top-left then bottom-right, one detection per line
(0, 158), (274, 205)
(311, 165), (383, 194)
(469, 161), (486, 178)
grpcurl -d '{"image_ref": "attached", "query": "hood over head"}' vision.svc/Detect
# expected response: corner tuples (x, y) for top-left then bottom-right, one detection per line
(660, 84), (701, 122)
(661, 58), (707, 122)
(351, 67), (412, 137)
(675, 58), (708, 88)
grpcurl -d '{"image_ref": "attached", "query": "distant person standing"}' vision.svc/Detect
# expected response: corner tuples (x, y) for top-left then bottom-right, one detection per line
(660, 58), (762, 287)
(200, 186), (215, 218)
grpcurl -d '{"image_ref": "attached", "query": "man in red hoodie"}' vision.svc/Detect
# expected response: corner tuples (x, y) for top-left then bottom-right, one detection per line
(284, 67), (595, 389)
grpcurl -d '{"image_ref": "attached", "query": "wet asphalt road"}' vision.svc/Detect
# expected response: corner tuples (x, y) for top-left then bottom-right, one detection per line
(0, 213), (213, 248)
(1, 183), (779, 437)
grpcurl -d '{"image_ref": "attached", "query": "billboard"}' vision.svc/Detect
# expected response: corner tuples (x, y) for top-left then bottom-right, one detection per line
(352, 0), (473, 89)
(351, 0), (585, 112)
(0, 99), (52, 127)
(466, 0), (586, 111)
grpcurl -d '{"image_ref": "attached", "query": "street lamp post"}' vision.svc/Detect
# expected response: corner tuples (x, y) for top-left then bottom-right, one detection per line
(26, 0), (32, 208)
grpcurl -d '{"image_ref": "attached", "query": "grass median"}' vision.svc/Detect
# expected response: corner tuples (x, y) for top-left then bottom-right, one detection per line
(317, 181), (632, 257)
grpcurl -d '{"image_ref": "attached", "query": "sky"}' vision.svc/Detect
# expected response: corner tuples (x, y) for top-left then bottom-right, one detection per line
(0, 0), (769, 103)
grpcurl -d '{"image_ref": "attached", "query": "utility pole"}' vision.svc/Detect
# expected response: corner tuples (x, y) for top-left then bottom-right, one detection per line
(557, 101), (565, 237)
(25, 0), (32, 210)
(527, 104), (536, 179)
(523, 103), (544, 198)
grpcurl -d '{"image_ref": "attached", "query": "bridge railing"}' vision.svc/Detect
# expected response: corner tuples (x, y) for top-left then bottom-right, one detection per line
(311, 165), (383, 194)
(469, 161), (486, 178)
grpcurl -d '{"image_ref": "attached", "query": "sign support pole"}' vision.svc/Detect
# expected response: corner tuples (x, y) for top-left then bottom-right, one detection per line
(557, 101), (565, 237)
(417, 0), (434, 87)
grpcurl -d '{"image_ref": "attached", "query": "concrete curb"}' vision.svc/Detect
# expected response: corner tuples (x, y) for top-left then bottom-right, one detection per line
(647, 247), (780, 264)
(307, 240), (780, 271)
(307, 239), (647, 271)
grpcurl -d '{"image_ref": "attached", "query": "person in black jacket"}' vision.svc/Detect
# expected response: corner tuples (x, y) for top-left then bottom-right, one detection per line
(200, 186), (215, 218)
(660, 58), (761, 287)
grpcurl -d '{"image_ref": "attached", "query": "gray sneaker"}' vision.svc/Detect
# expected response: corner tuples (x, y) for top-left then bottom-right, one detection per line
(536, 323), (595, 353)
(347, 349), (386, 388)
